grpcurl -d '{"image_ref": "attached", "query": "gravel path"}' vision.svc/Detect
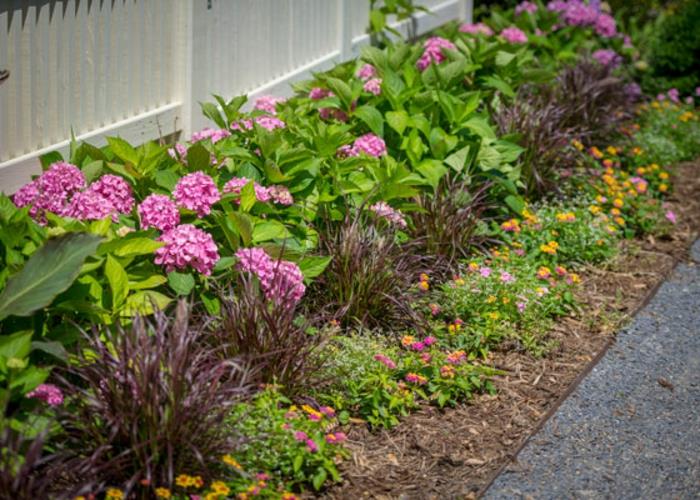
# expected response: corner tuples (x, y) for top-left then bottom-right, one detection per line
(484, 239), (700, 500)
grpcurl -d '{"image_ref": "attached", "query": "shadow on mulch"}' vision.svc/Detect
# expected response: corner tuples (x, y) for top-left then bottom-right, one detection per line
(321, 161), (700, 500)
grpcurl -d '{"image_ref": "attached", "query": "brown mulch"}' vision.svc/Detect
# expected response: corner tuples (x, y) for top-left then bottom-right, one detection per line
(322, 161), (700, 500)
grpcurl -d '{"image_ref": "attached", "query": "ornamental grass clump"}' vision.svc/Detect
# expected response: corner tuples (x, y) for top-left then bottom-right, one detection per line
(213, 265), (326, 392)
(306, 212), (425, 330)
(53, 301), (251, 495)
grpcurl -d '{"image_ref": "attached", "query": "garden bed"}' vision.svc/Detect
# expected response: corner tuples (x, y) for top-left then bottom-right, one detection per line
(325, 160), (700, 499)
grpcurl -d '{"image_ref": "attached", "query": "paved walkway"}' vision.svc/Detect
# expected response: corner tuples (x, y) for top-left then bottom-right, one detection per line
(485, 240), (700, 500)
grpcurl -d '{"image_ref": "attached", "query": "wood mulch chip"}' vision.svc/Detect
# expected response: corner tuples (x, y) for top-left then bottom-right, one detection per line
(321, 161), (700, 500)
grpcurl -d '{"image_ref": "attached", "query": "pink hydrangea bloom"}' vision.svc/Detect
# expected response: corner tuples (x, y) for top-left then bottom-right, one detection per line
(309, 87), (333, 100)
(667, 88), (680, 103)
(515, 1), (538, 16)
(13, 162), (86, 220)
(363, 78), (382, 96)
(88, 174), (134, 214)
(173, 172), (220, 217)
(155, 224), (220, 275)
(168, 143), (188, 161)
(501, 26), (528, 44)
(268, 185), (294, 206)
(561, 1), (598, 26)
(138, 194), (180, 231)
(353, 133), (387, 157)
(37, 161), (86, 198)
(369, 201), (407, 228)
(459, 22), (494, 36)
(357, 64), (377, 81)
(231, 118), (254, 132)
(547, 0), (569, 12)
(594, 13), (617, 37)
(191, 127), (231, 144)
(416, 37), (457, 71)
(26, 383), (63, 406)
(254, 95), (285, 114)
(235, 247), (306, 306)
(592, 49), (621, 68)
(223, 177), (271, 203)
(255, 115), (286, 131)
(63, 190), (117, 221)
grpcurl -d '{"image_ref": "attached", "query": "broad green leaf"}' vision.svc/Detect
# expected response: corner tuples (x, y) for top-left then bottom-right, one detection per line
(505, 195), (526, 215)
(187, 143), (212, 170)
(386, 110), (409, 135)
(200, 101), (227, 129)
(229, 212), (254, 247)
(0, 330), (33, 360)
(39, 151), (64, 169)
(31, 340), (68, 362)
(416, 159), (448, 191)
(354, 105), (384, 136)
(298, 255), (332, 280)
(312, 468), (328, 491)
(154, 169), (180, 191)
(0, 233), (102, 321)
(240, 181), (257, 212)
(105, 255), (129, 311)
(129, 275), (168, 290)
(100, 237), (163, 257)
(482, 75), (515, 98)
(167, 271), (195, 296)
(445, 145), (471, 172)
(252, 220), (289, 244)
(120, 291), (172, 317)
(324, 77), (353, 109)
(495, 50), (516, 66)
(106, 137), (139, 165)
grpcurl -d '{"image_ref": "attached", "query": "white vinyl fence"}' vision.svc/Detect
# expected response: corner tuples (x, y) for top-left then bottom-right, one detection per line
(0, 0), (472, 193)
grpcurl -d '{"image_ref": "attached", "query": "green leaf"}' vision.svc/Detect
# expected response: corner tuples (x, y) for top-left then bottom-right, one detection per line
(106, 137), (139, 165)
(0, 331), (33, 360)
(324, 77), (353, 109)
(31, 340), (68, 362)
(416, 159), (448, 191)
(252, 220), (289, 244)
(386, 110), (409, 135)
(39, 151), (64, 169)
(82, 160), (104, 183)
(240, 181), (257, 212)
(129, 275), (168, 290)
(445, 145), (471, 172)
(495, 50), (516, 66)
(167, 271), (195, 296)
(354, 105), (384, 136)
(154, 169), (180, 191)
(298, 256), (332, 280)
(100, 237), (163, 257)
(505, 195), (525, 215)
(200, 101), (227, 129)
(186, 143), (212, 170)
(482, 75), (515, 98)
(0, 233), (102, 321)
(105, 255), (129, 311)
(293, 454), (304, 473)
(312, 468), (328, 491)
(120, 291), (172, 317)
(229, 212), (253, 247)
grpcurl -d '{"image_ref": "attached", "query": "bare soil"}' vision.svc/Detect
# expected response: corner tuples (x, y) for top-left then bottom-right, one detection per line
(322, 161), (700, 500)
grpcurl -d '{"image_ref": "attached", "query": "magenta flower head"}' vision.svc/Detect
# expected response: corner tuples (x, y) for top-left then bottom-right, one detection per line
(357, 63), (377, 81)
(223, 177), (271, 203)
(373, 354), (397, 369)
(63, 190), (117, 222)
(667, 88), (680, 103)
(253, 95), (285, 115)
(665, 210), (677, 225)
(594, 13), (617, 37)
(501, 26), (528, 44)
(26, 383), (63, 406)
(138, 194), (180, 231)
(293, 430), (308, 442)
(268, 185), (294, 206)
(235, 247), (306, 307)
(416, 36), (456, 71)
(515, 1), (538, 16)
(13, 161), (86, 221)
(459, 22), (494, 36)
(480, 267), (492, 278)
(173, 171), (220, 217)
(255, 115), (286, 131)
(88, 174), (134, 214)
(305, 439), (319, 453)
(592, 49), (621, 68)
(363, 78), (382, 96)
(500, 271), (515, 283)
(155, 224), (220, 275)
(353, 133), (387, 157)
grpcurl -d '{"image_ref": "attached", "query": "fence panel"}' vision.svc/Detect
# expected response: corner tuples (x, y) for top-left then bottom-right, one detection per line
(0, 0), (470, 193)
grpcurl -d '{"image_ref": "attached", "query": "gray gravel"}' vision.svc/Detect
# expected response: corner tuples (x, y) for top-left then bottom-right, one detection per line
(485, 239), (700, 500)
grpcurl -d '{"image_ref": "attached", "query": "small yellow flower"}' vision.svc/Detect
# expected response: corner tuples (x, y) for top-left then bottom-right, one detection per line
(486, 312), (500, 320)
(659, 183), (668, 192)
(211, 481), (230, 495)
(614, 216), (626, 226)
(468, 262), (480, 271)
(486, 295), (497, 304)
(659, 171), (669, 180)
(105, 489), (124, 500)
(611, 207), (621, 216)
(569, 273), (581, 284)
(572, 139), (584, 151)
(502, 296), (510, 304)
(222, 454), (242, 470)
(613, 198), (624, 208)
(606, 146), (618, 156)
(155, 488), (171, 499)
(589, 205), (601, 214)
(636, 167), (646, 175)
(418, 281), (429, 291)
(419, 273), (429, 282)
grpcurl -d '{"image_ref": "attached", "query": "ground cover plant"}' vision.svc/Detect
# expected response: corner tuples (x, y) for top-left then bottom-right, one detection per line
(0, 0), (698, 497)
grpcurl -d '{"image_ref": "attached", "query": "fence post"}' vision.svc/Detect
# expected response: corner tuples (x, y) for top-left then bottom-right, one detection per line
(180, 0), (195, 139)
(459, 0), (474, 23)
(338, 0), (353, 61)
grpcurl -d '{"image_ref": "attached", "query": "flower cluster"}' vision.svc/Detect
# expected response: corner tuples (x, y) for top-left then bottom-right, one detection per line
(190, 127), (231, 144)
(154, 224), (220, 275)
(515, 1), (538, 16)
(338, 133), (387, 158)
(309, 87), (348, 122)
(138, 194), (180, 231)
(592, 48), (621, 68)
(416, 36), (457, 71)
(501, 26), (528, 44)
(26, 383), (63, 406)
(12, 161), (86, 221)
(369, 201), (407, 228)
(459, 22), (494, 36)
(173, 171), (221, 217)
(223, 177), (271, 203)
(357, 63), (377, 81)
(363, 78), (382, 95)
(88, 174), (134, 214)
(254, 95), (285, 114)
(235, 247), (306, 306)
(63, 189), (117, 222)
(548, 0), (617, 37)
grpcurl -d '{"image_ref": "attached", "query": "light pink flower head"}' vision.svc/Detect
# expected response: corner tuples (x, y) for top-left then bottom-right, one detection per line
(665, 210), (677, 224)
(235, 247), (305, 307)
(173, 172), (220, 217)
(501, 26), (528, 44)
(154, 224), (220, 275)
(357, 63), (377, 81)
(459, 22), (494, 36)
(369, 201), (407, 228)
(191, 127), (231, 144)
(13, 162), (86, 221)
(416, 36), (457, 71)
(363, 78), (382, 96)
(515, 1), (538, 16)
(594, 13), (617, 38)
(254, 95), (286, 115)
(592, 49), (621, 68)
(268, 185), (294, 206)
